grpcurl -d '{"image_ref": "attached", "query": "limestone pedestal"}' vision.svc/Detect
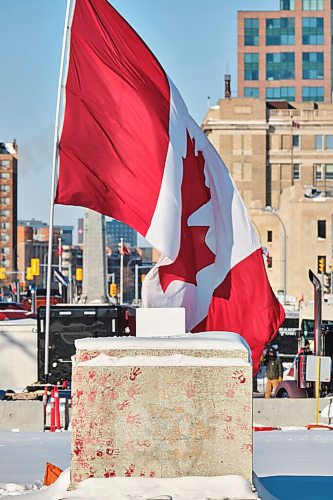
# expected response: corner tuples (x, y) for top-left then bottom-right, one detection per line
(70, 332), (252, 484)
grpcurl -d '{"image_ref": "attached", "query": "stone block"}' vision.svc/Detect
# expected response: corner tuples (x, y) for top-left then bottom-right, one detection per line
(70, 333), (252, 484)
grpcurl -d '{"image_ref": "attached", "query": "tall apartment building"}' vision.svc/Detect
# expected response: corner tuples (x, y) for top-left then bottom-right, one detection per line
(202, 98), (333, 301)
(238, 0), (332, 102)
(0, 141), (18, 276)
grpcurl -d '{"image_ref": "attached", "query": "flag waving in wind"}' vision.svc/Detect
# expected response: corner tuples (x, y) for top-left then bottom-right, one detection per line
(55, 0), (284, 372)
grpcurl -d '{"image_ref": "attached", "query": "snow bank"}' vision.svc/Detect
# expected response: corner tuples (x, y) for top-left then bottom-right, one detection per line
(0, 469), (258, 499)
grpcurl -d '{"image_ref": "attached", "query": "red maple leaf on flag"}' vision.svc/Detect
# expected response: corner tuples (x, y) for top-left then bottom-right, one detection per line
(159, 131), (216, 291)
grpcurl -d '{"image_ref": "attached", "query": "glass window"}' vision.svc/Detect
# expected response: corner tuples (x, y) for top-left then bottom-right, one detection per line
(302, 18), (324, 45)
(0, 185), (10, 192)
(302, 86), (324, 101)
(244, 18), (259, 46)
(302, 52), (324, 79)
(244, 87), (259, 97)
(0, 173), (10, 179)
(266, 52), (295, 80)
(293, 164), (300, 179)
(325, 164), (333, 180)
(326, 135), (333, 150)
(292, 135), (300, 149)
(266, 17), (295, 45)
(0, 197), (10, 205)
(303, 0), (324, 9)
(0, 235), (9, 242)
(266, 86), (295, 100)
(281, 0), (295, 9)
(0, 210), (9, 217)
(315, 164), (323, 180)
(318, 220), (326, 239)
(0, 222), (10, 229)
(244, 53), (259, 80)
(315, 135), (323, 149)
(0, 160), (10, 167)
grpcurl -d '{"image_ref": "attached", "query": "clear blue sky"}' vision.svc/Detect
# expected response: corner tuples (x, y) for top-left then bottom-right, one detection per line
(0, 0), (278, 240)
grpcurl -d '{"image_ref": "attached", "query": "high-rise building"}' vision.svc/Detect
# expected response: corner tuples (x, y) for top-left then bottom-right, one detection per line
(238, 0), (332, 102)
(0, 141), (18, 276)
(105, 220), (137, 248)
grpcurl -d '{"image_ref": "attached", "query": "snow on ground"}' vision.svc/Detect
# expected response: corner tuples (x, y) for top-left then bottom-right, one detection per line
(1, 429), (333, 498)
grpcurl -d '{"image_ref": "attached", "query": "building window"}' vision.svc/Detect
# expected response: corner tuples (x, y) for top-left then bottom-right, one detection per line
(266, 86), (295, 100)
(0, 235), (9, 242)
(281, 0), (295, 9)
(0, 185), (10, 193)
(244, 87), (259, 97)
(266, 18), (295, 45)
(302, 18), (324, 45)
(292, 135), (300, 149)
(302, 86), (324, 101)
(302, 52), (324, 79)
(0, 222), (10, 229)
(318, 220), (326, 239)
(326, 164), (333, 180)
(267, 230), (273, 243)
(244, 18), (259, 46)
(303, 0), (324, 9)
(0, 197), (10, 205)
(266, 52), (295, 80)
(315, 134), (323, 149)
(0, 160), (10, 167)
(0, 247), (9, 255)
(314, 164), (333, 180)
(244, 53), (259, 80)
(267, 256), (273, 268)
(326, 135), (333, 150)
(0, 210), (10, 217)
(293, 164), (300, 179)
(0, 173), (10, 180)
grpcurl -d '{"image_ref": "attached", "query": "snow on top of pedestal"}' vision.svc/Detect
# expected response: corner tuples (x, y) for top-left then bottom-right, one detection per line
(75, 331), (250, 353)
(77, 353), (250, 367)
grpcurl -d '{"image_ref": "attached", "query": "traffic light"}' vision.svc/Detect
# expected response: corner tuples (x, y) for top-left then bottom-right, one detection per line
(75, 268), (83, 281)
(26, 267), (34, 281)
(110, 283), (118, 297)
(0, 267), (5, 280)
(31, 258), (40, 276)
(324, 273), (331, 294)
(318, 257), (326, 274)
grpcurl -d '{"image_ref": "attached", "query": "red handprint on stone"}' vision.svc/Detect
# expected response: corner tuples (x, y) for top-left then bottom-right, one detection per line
(232, 369), (246, 384)
(117, 400), (130, 411)
(127, 382), (141, 399)
(241, 443), (253, 453)
(224, 383), (235, 399)
(129, 367), (142, 381)
(185, 382), (196, 398)
(126, 413), (142, 426)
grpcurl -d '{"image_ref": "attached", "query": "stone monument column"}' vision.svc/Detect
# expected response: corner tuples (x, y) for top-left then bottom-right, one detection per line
(82, 209), (108, 303)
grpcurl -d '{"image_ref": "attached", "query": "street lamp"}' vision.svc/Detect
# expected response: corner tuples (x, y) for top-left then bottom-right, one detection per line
(263, 206), (287, 304)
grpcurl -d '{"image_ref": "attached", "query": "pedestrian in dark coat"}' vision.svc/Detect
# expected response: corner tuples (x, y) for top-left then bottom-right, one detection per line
(264, 346), (283, 399)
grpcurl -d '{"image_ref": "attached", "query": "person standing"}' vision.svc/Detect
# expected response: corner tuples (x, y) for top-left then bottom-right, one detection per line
(264, 346), (283, 399)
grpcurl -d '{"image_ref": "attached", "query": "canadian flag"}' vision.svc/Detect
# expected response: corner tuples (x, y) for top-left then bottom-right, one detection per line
(55, 0), (284, 372)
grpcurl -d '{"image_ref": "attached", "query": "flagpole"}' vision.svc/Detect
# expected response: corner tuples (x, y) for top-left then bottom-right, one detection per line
(44, 0), (72, 382)
(120, 238), (124, 305)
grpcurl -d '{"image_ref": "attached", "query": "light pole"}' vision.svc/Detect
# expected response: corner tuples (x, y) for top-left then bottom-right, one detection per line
(263, 206), (287, 304)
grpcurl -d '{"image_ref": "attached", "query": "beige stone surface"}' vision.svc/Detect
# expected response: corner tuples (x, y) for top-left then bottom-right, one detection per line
(71, 339), (252, 485)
